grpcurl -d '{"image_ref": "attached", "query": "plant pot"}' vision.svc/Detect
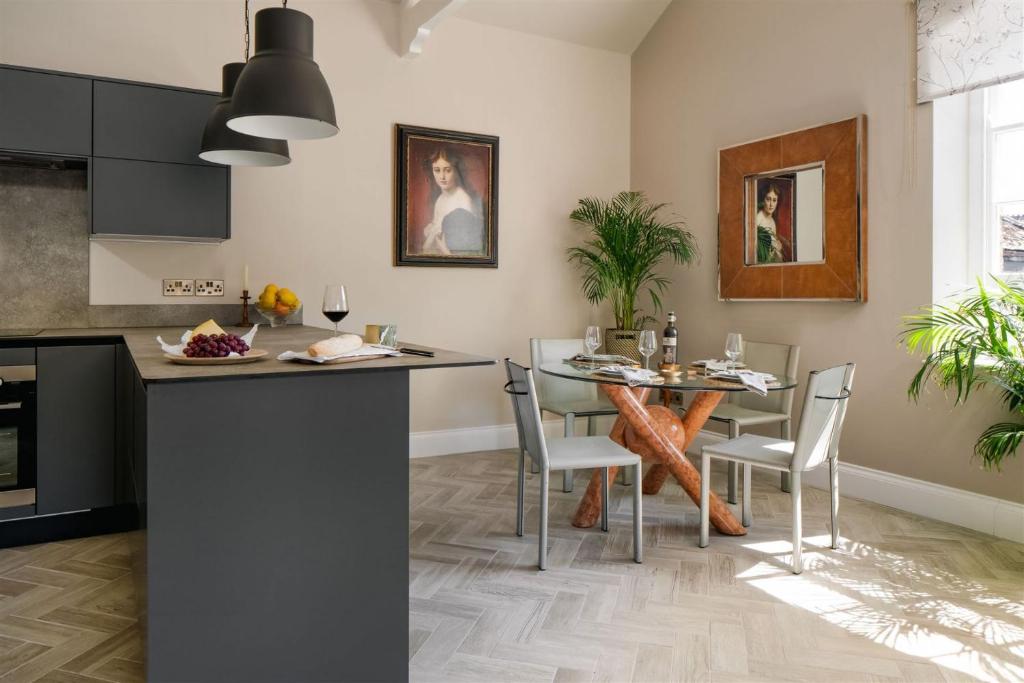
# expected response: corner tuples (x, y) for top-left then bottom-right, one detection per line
(605, 328), (643, 362)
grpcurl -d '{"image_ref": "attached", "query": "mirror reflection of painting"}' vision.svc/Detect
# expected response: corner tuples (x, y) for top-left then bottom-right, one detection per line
(744, 165), (824, 266)
(754, 176), (794, 263)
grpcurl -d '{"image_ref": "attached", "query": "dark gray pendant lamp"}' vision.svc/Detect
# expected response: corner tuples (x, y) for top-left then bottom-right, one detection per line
(226, 1), (338, 140)
(199, 1), (290, 166)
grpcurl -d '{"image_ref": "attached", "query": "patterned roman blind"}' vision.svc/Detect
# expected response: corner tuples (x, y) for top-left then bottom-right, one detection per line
(917, 0), (1024, 103)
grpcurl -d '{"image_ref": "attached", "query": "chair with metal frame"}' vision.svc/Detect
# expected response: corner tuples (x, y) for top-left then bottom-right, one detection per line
(529, 338), (621, 493)
(701, 341), (800, 502)
(698, 363), (854, 574)
(504, 359), (642, 570)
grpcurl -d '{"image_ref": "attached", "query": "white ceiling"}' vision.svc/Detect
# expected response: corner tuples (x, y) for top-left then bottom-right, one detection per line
(452, 0), (672, 54)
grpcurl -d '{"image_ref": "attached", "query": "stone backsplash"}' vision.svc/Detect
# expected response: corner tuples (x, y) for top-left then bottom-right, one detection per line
(0, 165), (255, 330)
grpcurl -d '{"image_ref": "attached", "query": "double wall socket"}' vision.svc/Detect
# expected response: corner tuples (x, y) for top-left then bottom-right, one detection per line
(163, 279), (194, 296)
(195, 279), (225, 297)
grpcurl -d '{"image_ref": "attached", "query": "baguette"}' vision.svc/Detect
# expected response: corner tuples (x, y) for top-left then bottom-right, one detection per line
(308, 334), (363, 357)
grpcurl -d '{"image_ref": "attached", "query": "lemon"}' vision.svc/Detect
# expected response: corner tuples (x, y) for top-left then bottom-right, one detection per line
(277, 288), (299, 309)
(258, 292), (277, 310)
(262, 284), (279, 299)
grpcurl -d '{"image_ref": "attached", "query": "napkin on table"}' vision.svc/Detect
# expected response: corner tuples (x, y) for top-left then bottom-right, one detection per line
(735, 370), (770, 397)
(600, 366), (663, 387)
(277, 344), (403, 364)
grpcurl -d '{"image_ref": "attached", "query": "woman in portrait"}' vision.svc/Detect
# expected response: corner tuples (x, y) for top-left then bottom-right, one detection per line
(755, 182), (786, 263)
(419, 146), (484, 256)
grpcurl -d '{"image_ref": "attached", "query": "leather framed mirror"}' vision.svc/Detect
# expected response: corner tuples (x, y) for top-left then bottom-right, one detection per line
(718, 116), (867, 301)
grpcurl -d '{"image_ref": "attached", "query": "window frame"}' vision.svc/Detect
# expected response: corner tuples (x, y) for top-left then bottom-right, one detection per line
(967, 86), (1024, 284)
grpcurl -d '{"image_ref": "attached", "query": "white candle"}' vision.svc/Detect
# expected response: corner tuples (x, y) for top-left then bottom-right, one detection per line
(243, 265), (249, 291)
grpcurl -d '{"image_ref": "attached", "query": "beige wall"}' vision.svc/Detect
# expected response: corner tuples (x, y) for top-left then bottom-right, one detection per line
(0, 1), (630, 433)
(632, 0), (1023, 502)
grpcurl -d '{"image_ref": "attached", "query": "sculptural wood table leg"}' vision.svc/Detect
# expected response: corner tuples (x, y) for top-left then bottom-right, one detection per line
(571, 386), (746, 536)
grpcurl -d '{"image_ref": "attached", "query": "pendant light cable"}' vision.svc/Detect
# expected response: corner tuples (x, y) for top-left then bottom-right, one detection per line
(243, 0), (251, 62)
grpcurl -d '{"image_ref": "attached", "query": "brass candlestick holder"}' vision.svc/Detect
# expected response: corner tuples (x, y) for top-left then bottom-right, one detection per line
(239, 289), (251, 327)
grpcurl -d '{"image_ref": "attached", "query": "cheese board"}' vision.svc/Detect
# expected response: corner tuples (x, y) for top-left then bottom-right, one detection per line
(164, 349), (269, 365)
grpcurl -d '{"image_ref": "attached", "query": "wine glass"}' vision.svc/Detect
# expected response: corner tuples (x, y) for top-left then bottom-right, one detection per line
(585, 326), (601, 368)
(322, 285), (349, 337)
(725, 332), (743, 372)
(638, 330), (657, 371)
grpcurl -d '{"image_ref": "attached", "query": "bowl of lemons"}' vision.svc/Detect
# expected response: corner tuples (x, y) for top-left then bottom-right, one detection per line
(255, 284), (302, 328)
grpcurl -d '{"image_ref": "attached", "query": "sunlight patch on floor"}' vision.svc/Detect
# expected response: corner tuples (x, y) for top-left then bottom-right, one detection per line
(740, 536), (1024, 683)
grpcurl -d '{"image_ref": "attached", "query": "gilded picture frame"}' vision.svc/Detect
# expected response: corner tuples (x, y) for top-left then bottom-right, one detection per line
(394, 124), (499, 268)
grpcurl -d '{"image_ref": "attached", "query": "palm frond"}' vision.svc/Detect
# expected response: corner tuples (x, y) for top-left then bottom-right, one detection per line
(901, 276), (1024, 469)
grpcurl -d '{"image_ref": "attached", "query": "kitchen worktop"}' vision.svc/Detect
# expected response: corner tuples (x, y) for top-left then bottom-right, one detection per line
(0, 324), (495, 383)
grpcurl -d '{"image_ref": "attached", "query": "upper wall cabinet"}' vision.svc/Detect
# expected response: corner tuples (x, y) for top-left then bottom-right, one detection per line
(92, 158), (229, 241)
(0, 67), (91, 156)
(93, 82), (218, 166)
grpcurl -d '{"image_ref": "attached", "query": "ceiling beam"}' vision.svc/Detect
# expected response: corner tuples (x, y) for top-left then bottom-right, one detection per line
(398, 0), (466, 58)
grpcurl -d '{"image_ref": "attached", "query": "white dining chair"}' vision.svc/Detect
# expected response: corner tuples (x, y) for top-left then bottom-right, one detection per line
(504, 359), (642, 570)
(698, 363), (854, 574)
(530, 338), (621, 493)
(702, 341), (800, 502)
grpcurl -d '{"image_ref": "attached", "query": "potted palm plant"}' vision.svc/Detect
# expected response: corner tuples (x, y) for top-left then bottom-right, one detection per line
(901, 277), (1024, 469)
(568, 191), (698, 360)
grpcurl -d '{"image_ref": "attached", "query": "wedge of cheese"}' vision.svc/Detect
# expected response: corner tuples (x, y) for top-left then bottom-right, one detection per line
(193, 319), (226, 337)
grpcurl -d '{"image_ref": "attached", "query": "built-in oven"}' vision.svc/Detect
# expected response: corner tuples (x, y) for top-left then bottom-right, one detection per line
(0, 364), (36, 518)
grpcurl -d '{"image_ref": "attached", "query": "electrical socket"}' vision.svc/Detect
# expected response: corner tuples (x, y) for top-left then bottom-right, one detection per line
(163, 279), (194, 296)
(195, 279), (225, 297)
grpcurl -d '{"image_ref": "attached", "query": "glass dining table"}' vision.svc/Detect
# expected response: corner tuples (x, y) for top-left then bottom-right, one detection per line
(539, 362), (798, 536)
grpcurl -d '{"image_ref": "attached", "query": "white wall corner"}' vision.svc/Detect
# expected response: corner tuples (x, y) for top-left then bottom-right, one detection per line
(398, 0), (466, 58)
(411, 424), (1024, 543)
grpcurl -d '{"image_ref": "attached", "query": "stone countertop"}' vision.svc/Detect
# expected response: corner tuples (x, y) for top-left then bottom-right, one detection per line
(0, 325), (496, 383)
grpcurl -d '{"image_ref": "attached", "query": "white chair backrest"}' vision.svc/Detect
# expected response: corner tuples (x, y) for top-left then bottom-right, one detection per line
(530, 338), (600, 406)
(504, 360), (549, 469)
(736, 341), (800, 415)
(790, 363), (855, 472)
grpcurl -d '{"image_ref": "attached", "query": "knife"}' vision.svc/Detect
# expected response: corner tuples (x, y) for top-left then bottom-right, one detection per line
(398, 347), (435, 357)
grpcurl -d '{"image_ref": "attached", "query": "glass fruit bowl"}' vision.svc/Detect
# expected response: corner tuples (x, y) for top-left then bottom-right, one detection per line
(254, 302), (302, 328)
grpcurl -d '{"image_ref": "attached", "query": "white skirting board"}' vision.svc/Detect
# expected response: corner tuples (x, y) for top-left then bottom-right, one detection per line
(409, 422), (1024, 543)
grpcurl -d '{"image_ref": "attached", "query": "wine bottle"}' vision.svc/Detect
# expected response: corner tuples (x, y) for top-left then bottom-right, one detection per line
(662, 311), (678, 365)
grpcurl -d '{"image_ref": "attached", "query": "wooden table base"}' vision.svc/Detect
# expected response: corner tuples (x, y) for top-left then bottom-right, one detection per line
(571, 386), (746, 536)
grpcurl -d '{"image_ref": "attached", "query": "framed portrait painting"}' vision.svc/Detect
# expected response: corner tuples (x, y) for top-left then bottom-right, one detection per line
(394, 124), (499, 267)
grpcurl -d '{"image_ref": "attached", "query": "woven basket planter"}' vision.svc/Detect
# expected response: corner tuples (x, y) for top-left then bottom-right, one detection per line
(604, 329), (643, 362)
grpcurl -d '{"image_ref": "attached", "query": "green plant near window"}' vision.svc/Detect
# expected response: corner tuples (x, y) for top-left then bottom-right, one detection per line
(901, 276), (1024, 470)
(568, 191), (698, 330)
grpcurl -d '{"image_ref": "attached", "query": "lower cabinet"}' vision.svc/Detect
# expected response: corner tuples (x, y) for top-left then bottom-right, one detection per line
(36, 345), (116, 515)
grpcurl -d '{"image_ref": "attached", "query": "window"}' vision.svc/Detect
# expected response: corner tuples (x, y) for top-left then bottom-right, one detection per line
(986, 80), (1024, 275)
(933, 79), (1024, 300)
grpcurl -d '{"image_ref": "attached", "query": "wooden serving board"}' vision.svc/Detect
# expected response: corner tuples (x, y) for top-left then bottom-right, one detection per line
(164, 349), (269, 365)
(292, 353), (389, 365)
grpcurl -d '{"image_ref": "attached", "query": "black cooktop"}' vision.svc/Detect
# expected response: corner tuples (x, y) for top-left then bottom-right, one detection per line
(0, 329), (41, 338)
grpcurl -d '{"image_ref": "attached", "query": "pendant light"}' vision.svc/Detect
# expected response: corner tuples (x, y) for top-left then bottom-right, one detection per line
(199, 1), (290, 166)
(226, 1), (338, 140)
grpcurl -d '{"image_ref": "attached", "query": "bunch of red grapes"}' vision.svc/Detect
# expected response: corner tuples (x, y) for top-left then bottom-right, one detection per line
(183, 333), (249, 358)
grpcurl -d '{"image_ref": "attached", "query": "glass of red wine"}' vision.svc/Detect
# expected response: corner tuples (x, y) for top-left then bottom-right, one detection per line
(322, 285), (349, 336)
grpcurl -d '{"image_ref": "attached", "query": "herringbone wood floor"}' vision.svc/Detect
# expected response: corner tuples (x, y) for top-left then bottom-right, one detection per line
(409, 452), (1024, 683)
(0, 451), (1020, 682)
(0, 531), (144, 682)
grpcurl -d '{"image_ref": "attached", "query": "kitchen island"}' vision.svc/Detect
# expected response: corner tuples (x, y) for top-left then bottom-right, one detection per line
(1, 324), (494, 682)
(134, 326), (493, 682)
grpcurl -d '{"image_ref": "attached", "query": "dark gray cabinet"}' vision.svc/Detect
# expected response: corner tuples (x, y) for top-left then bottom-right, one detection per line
(0, 67), (91, 156)
(91, 157), (230, 240)
(37, 345), (116, 515)
(93, 81), (218, 166)
(0, 64), (231, 242)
